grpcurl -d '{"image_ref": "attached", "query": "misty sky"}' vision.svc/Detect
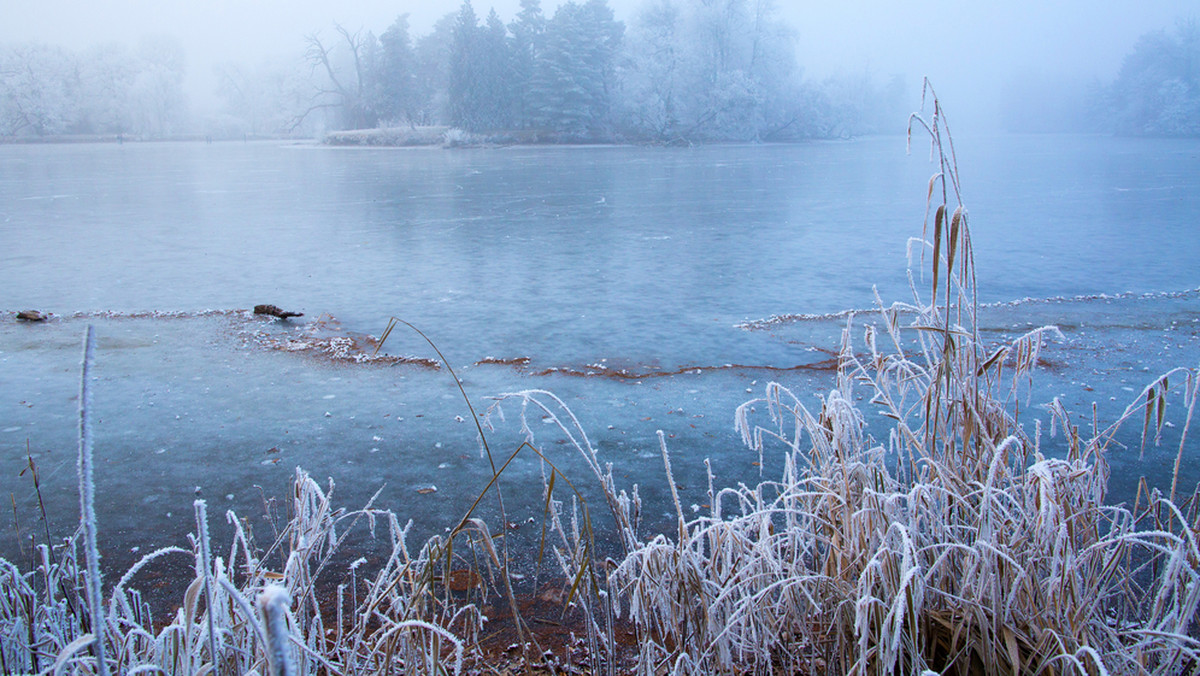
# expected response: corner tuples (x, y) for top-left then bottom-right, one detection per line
(4, 0), (1195, 129)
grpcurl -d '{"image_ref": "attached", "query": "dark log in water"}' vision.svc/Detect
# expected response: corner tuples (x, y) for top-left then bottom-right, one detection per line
(253, 304), (303, 319)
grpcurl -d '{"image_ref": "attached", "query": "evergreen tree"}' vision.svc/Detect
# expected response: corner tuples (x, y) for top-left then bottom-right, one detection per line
(531, 0), (623, 136)
(578, 0), (624, 127)
(477, 9), (514, 129)
(413, 12), (457, 126)
(1106, 19), (1200, 136)
(508, 0), (546, 128)
(447, 3), (516, 131)
(376, 14), (418, 126)
(447, 0), (483, 130)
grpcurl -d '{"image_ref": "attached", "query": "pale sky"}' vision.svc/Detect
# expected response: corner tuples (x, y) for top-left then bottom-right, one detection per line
(2, 0), (1194, 128)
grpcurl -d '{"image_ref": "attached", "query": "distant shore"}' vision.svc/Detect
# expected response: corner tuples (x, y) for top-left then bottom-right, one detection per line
(322, 125), (670, 148)
(322, 125), (851, 148)
(0, 126), (833, 148)
(0, 132), (295, 145)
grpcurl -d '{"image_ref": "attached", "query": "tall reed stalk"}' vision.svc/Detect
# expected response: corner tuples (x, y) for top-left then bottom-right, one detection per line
(77, 325), (109, 676)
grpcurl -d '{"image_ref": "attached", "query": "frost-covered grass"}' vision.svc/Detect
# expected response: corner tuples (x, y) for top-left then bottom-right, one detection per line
(2, 84), (1198, 675)
(322, 126), (452, 147)
(2, 459), (489, 674)
(607, 83), (1200, 675)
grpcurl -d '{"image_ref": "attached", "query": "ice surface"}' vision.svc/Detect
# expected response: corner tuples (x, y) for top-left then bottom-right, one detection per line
(1, 136), (1198, 566)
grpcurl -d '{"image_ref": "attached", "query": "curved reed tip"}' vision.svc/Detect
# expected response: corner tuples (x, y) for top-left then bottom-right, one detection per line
(257, 583), (291, 612)
(258, 584), (294, 676)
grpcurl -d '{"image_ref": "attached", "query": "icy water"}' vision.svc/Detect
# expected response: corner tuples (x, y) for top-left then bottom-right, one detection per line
(1, 135), (1198, 568)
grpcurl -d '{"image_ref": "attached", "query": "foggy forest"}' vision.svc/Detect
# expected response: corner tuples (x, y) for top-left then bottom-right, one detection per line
(3, 0), (1199, 142)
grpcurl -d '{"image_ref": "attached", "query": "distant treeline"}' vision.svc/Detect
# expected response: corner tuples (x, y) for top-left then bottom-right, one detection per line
(1101, 19), (1200, 136)
(1003, 18), (1200, 137)
(6, 10), (1199, 142)
(275, 0), (908, 142)
(1, 0), (908, 143)
(0, 38), (188, 138)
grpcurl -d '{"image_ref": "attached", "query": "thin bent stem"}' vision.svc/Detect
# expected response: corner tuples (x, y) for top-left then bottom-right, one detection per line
(78, 325), (109, 676)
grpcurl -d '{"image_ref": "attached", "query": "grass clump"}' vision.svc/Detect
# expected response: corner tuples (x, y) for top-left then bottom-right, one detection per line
(1, 460), (486, 674)
(609, 80), (1200, 674)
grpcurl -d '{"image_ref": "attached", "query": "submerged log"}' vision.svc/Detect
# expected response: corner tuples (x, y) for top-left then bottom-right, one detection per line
(16, 310), (47, 322)
(254, 304), (303, 319)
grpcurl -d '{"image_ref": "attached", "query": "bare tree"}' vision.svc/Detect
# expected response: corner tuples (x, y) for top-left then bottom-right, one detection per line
(0, 44), (79, 136)
(216, 57), (311, 136)
(294, 24), (378, 131)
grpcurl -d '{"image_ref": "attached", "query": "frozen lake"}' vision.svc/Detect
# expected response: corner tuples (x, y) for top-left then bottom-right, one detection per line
(1, 136), (1198, 566)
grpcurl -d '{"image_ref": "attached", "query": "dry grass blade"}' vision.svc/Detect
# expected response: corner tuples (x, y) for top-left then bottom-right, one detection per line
(75, 325), (109, 676)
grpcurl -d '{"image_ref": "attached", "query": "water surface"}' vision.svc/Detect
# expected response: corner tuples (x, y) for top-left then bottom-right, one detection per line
(2, 135), (1197, 566)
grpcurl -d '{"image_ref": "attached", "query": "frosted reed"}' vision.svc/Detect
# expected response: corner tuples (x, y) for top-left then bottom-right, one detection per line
(77, 325), (109, 676)
(195, 499), (219, 673)
(258, 585), (294, 676)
